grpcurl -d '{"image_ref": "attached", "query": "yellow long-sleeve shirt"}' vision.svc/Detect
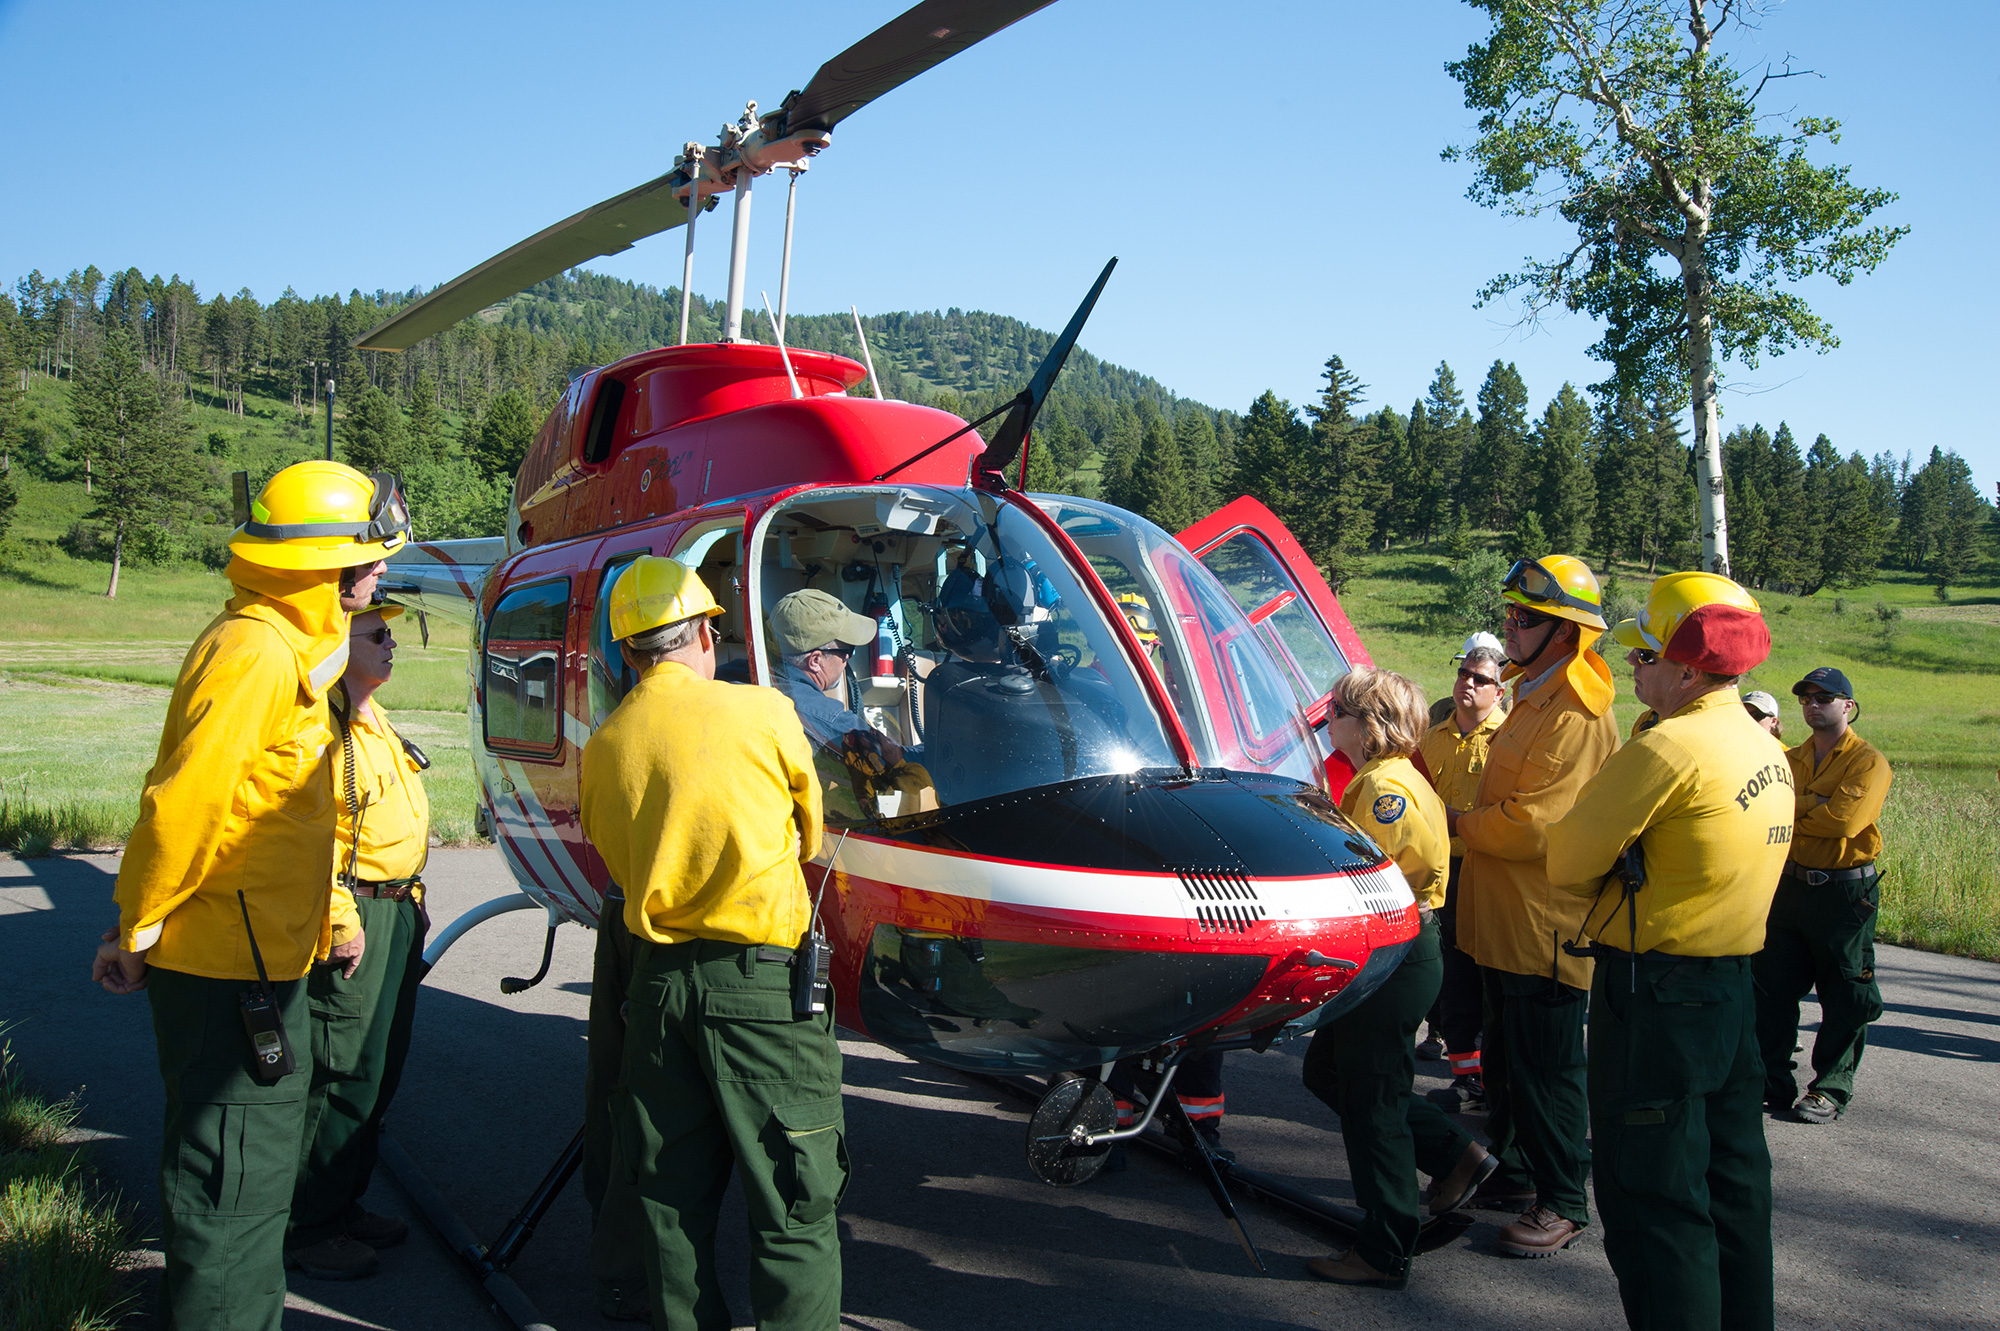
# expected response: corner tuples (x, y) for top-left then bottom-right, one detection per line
(1547, 689), (1792, 957)
(580, 661), (821, 948)
(327, 689), (431, 943)
(1417, 707), (1504, 858)
(1340, 755), (1449, 910)
(1786, 728), (1889, 870)
(1457, 648), (1619, 987)
(114, 558), (349, 981)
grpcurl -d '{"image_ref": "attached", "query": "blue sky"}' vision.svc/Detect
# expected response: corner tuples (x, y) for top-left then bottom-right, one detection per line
(3, 0), (1994, 492)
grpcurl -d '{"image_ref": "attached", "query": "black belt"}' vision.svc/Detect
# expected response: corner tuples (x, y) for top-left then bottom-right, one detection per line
(350, 876), (421, 901)
(1584, 943), (1751, 964)
(1783, 861), (1876, 886)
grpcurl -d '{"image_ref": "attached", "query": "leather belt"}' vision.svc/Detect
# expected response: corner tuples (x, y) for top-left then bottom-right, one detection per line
(351, 877), (420, 901)
(1783, 861), (1876, 886)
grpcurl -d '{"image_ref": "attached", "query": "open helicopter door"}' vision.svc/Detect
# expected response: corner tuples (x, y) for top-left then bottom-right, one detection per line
(1177, 497), (1372, 797)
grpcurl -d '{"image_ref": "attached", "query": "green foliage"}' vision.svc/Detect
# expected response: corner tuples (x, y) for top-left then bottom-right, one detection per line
(1431, 547), (1512, 637)
(1876, 768), (2000, 960)
(66, 329), (202, 595)
(341, 383), (406, 473)
(1464, 360), (1528, 527)
(1131, 414), (1196, 533)
(1299, 356), (1382, 593)
(1444, 504), (1474, 562)
(1528, 382), (1596, 552)
(0, 466), (15, 544)
(1509, 509), (1549, 563)
(1872, 599), (1902, 654)
(1230, 390), (1308, 522)
(475, 390), (536, 481)
(406, 372), (447, 463)
(404, 457), (511, 541)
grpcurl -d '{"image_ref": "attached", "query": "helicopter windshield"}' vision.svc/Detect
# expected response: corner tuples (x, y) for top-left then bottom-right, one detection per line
(751, 487), (1179, 824)
(1034, 497), (1325, 789)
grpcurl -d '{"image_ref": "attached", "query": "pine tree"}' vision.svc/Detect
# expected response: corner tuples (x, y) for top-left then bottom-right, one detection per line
(1174, 409), (1221, 518)
(342, 384), (407, 473)
(1097, 403), (1144, 511)
(1370, 408), (1413, 548)
(1590, 393), (1648, 568)
(68, 329), (197, 597)
(1132, 414), (1197, 532)
(1510, 510), (1550, 563)
(1763, 423), (1810, 589)
(475, 389), (537, 480)
(1799, 436), (1881, 595)
(1530, 384), (1597, 554)
(1921, 449), (1985, 600)
(1465, 360), (1529, 527)
(1302, 355), (1380, 592)
(1231, 390), (1308, 527)
(406, 370), (447, 463)
(1639, 399), (1696, 573)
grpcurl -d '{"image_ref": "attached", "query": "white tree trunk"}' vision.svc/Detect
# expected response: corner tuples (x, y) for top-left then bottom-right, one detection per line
(1683, 254), (1731, 576)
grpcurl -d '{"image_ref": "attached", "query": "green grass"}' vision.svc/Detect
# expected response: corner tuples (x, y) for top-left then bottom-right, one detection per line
(1876, 766), (2000, 960)
(0, 1031), (135, 1331)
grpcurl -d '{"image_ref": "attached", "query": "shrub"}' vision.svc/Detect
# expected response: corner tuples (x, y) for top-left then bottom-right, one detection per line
(1429, 548), (1511, 637)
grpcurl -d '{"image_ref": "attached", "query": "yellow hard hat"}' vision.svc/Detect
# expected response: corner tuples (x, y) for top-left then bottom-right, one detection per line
(229, 461), (410, 570)
(607, 556), (723, 642)
(1611, 571), (1770, 674)
(1114, 592), (1159, 644)
(1501, 554), (1608, 630)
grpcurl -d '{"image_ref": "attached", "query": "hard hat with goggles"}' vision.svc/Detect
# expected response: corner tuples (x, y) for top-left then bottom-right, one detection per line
(1114, 592), (1159, 645)
(229, 461), (411, 570)
(1501, 555), (1608, 631)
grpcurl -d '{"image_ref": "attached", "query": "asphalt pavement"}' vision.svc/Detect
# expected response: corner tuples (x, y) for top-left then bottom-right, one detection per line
(5, 847), (1996, 1330)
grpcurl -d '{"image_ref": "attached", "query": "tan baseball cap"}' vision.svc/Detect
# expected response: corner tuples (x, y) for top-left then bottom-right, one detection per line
(771, 589), (876, 656)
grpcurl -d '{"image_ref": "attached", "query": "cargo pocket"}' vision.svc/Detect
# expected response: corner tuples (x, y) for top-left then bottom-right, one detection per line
(705, 988), (798, 1083)
(1643, 968), (1737, 1092)
(774, 1096), (849, 1228)
(1608, 1097), (1692, 1206)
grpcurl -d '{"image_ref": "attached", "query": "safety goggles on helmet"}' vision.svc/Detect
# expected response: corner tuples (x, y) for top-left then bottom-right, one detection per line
(243, 471), (411, 546)
(1503, 558), (1602, 620)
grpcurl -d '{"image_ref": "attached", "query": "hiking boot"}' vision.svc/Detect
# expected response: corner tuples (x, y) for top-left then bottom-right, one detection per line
(1415, 1029), (1446, 1062)
(1442, 1074), (1487, 1113)
(1496, 1204), (1584, 1258)
(1468, 1178), (1536, 1212)
(286, 1234), (381, 1281)
(1307, 1247), (1408, 1290)
(345, 1208), (409, 1249)
(1793, 1091), (1842, 1124)
(1428, 1140), (1500, 1216)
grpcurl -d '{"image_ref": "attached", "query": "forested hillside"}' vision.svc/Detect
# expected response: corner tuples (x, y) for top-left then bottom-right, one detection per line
(0, 263), (1988, 607)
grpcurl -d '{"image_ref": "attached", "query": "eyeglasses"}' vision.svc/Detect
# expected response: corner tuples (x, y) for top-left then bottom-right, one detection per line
(1455, 667), (1500, 689)
(1502, 558), (1601, 617)
(1799, 692), (1844, 707)
(1504, 604), (1552, 628)
(353, 627), (393, 646)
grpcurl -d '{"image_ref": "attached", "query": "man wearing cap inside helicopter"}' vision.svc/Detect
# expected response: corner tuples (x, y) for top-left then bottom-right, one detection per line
(90, 460), (410, 1330)
(1546, 571), (1790, 1330)
(286, 598), (435, 1282)
(1447, 555), (1619, 1257)
(579, 556), (844, 1331)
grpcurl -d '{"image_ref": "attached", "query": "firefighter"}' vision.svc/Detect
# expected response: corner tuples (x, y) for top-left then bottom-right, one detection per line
(1755, 666), (1891, 1124)
(1448, 554), (1619, 1257)
(1546, 571), (1788, 1330)
(579, 556), (845, 1331)
(287, 602), (432, 1280)
(91, 460), (408, 1331)
(1304, 668), (1496, 1289)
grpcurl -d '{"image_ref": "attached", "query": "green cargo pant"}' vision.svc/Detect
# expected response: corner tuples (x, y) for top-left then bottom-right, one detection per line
(148, 965), (312, 1331)
(290, 892), (426, 1245)
(583, 892), (648, 1294)
(613, 938), (847, 1331)
(1302, 919), (1473, 1277)
(1590, 952), (1773, 1331)
(1753, 870), (1884, 1110)
(1480, 965), (1592, 1226)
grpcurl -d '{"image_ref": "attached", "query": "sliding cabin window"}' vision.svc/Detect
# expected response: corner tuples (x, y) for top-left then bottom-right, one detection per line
(484, 578), (571, 757)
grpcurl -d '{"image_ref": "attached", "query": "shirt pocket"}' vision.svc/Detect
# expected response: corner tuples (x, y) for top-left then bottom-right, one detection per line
(249, 722), (334, 826)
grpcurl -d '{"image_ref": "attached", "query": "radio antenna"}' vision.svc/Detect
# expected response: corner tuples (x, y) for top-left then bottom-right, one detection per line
(762, 292), (803, 399)
(850, 305), (884, 399)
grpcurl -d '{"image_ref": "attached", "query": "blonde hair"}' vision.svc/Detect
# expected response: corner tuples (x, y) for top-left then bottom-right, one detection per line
(1334, 667), (1429, 762)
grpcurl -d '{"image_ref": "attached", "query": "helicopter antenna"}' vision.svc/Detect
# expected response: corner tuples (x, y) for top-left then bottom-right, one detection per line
(762, 292), (804, 399)
(851, 305), (884, 399)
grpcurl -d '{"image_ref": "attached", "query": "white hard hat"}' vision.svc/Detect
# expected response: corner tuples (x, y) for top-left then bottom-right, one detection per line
(1455, 631), (1504, 661)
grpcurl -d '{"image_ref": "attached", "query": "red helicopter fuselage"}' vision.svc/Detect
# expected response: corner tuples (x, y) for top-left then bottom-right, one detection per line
(396, 340), (1417, 1073)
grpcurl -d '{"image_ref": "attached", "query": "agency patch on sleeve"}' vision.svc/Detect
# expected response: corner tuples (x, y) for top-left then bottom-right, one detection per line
(1372, 793), (1406, 824)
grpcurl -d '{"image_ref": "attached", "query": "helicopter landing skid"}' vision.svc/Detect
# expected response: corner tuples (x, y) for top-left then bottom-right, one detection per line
(378, 1124), (583, 1331)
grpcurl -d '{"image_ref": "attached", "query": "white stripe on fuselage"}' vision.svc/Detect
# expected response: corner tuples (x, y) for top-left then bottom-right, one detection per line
(819, 835), (1395, 925)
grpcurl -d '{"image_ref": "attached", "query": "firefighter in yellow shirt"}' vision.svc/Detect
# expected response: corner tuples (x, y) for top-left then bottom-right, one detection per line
(579, 558), (843, 1331)
(1448, 554), (1619, 1256)
(1414, 633), (1507, 1107)
(1547, 571), (1789, 1331)
(91, 461), (408, 1331)
(287, 603), (433, 1280)
(1304, 669), (1495, 1289)
(1755, 666), (1892, 1125)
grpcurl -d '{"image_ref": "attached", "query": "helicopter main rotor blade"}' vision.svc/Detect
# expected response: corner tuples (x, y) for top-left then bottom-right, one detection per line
(355, 173), (689, 351)
(979, 256), (1116, 480)
(779, 0), (1058, 134)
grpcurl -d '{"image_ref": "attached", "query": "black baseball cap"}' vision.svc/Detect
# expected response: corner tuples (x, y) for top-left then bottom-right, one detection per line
(1791, 666), (1854, 700)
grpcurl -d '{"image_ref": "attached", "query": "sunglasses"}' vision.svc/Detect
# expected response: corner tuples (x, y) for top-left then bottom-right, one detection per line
(1630, 648), (1660, 666)
(1504, 604), (1552, 628)
(1330, 700), (1354, 721)
(1456, 667), (1500, 689)
(353, 626), (393, 646)
(815, 642), (856, 659)
(1799, 692), (1845, 707)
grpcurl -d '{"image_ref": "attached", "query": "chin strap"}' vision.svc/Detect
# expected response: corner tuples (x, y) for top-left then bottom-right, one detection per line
(1506, 617), (1562, 669)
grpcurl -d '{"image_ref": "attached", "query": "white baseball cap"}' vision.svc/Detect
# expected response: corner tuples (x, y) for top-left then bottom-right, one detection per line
(1741, 690), (1781, 719)
(1454, 631), (1504, 661)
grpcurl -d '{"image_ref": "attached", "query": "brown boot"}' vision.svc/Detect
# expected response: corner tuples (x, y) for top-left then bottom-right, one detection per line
(1306, 1248), (1408, 1290)
(345, 1208), (409, 1249)
(1496, 1204), (1583, 1258)
(1428, 1140), (1499, 1216)
(285, 1234), (381, 1280)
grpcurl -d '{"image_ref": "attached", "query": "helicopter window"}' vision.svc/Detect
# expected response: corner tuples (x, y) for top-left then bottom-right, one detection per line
(750, 487), (1178, 824)
(1199, 530), (1350, 712)
(1036, 497), (1323, 788)
(581, 378), (628, 466)
(588, 551), (649, 728)
(483, 577), (571, 756)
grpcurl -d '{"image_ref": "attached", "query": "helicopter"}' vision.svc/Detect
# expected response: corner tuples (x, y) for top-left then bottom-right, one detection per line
(356, 0), (1423, 1308)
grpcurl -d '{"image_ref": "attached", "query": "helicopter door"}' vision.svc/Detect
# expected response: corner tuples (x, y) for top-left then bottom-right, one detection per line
(1178, 497), (1370, 727)
(668, 513), (751, 681)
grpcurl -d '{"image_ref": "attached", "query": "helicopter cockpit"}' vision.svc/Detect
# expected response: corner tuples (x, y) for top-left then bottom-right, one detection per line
(747, 485), (1325, 826)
